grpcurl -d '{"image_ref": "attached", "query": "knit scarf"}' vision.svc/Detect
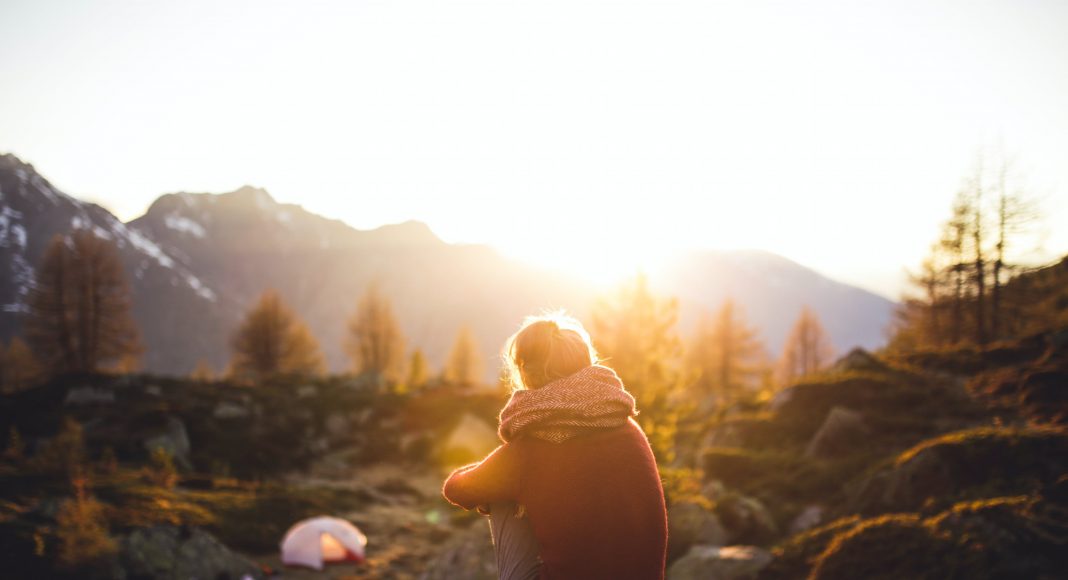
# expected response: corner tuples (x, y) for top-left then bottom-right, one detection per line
(498, 364), (638, 444)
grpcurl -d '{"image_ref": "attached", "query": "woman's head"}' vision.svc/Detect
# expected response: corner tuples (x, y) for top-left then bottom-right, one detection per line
(504, 311), (598, 391)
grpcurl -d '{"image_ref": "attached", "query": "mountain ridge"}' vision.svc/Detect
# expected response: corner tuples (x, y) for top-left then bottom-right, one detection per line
(0, 153), (895, 377)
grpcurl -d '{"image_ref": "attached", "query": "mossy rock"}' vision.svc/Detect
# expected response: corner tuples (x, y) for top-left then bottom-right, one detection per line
(807, 514), (962, 580)
(848, 426), (1068, 515)
(757, 516), (862, 580)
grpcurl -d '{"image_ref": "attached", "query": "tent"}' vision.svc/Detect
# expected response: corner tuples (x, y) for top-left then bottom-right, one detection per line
(280, 516), (368, 570)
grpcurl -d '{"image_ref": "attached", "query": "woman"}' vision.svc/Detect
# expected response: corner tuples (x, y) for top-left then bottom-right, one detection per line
(442, 313), (668, 579)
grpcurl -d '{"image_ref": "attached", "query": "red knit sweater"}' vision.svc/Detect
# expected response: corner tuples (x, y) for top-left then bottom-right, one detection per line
(442, 419), (668, 579)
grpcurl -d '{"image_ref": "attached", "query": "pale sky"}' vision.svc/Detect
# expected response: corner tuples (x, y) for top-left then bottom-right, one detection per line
(2, 0), (1066, 299)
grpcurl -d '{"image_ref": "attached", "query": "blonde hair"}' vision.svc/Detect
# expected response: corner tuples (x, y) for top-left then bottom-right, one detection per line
(503, 311), (598, 391)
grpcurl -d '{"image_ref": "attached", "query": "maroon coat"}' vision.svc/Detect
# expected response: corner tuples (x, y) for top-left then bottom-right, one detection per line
(443, 419), (668, 579)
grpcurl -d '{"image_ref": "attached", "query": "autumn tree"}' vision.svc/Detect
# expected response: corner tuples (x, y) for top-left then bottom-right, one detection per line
(990, 156), (1039, 339)
(230, 290), (324, 382)
(778, 306), (834, 385)
(591, 274), (684, 464)
(1, 337), (44, 392)
(24, 231), (141, 374)
(891, 150), (1041, 350)
(591, 273), (681, 400)
(189, 359), (215, 381)
(345, 283), (405, 379)
(688, 299), (765, 400)
(443, 326), (482, 387)
(406, 348), (429, 390)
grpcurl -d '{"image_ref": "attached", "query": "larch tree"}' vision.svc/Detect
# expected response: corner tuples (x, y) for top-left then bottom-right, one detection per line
(443, 326), (482, 387)
(689, 299), (765, 400)
(345, 283), (405, 379)
(591, 273), (681, 400)
(889, 150), (1041, 351)
(189, 359), (216, 381)
(990, 156), (1038, 340)
(591, 274), (683, 464)
(24, 231), (141, 374)
(778, 306), (834, 385)
(230, 290), (325, 382)
(1, 337), (44, 392)
(406, 348), (429, 390)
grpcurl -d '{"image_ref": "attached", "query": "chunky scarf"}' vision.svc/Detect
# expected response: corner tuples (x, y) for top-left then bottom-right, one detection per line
(498, 365), (638, 444)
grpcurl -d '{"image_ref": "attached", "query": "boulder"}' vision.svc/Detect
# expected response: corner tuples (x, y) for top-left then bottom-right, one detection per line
(832, 348), (886, 373)
(668, 501), (728, 560)
(804, 407), (868, 459)
(788, 505), (824, 535)
(212, 401), (251, 419)
(714, 494), (778, 545)
(847, 426), (1068, 515)
(142, 417), (191, 470)
(118, 525), (264, 580)
(667, 545), (771, 580)
(326, 413), (350, 438)
(768, 387), (794, 412)
(64, 386), (115, 406)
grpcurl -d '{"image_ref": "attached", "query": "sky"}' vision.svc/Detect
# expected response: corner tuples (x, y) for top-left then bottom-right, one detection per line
(1, 0), (1066, 299)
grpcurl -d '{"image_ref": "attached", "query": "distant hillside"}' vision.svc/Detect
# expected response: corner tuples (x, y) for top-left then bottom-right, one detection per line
(0, 153), (895, 377)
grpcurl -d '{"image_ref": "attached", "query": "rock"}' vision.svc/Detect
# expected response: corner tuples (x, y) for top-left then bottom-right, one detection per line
(804, 407), (868, 459)
(788, 505), (824, 535)
(768, 387), (794, 412)
(326, 413), (350, 438)
(832, 348), (886, 373)
(144, 384), (163, 397)
(443, 414), (498, 461)
(296, 384), (318, 398)
(419, 522), (497, 580)
(702, 480), (728, 502)
(668, 502), (728, 560)
(704, 424), (745, 448)
(714, 494), (778, 545)
(64, 386), (115, 406)
(143, 417), (191, 470)
(667, 545), (771, 580)
(847, 426), (1068, 515)
(353, 408), (374, 426)
(213, 401), (251, 419)
(118, 525), (264, 580)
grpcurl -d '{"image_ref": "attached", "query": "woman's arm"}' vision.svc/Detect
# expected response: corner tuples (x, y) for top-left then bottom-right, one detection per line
(442, 443), (521, 510)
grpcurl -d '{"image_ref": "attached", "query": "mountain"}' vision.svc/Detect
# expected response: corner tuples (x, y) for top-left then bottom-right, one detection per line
(657, 250), (894, 353)
(0, 153), (895, 377)
(0, 154), (230, 373)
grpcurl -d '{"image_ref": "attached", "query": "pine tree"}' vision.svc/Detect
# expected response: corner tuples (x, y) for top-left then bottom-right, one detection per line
(345, 283), (405, 379)
(778, 306), (834, 385)
(24, 231), (141, 374)
(689, 299), (765, 400)
(230, 290), (325, 382)
(444, 326), (482, 387)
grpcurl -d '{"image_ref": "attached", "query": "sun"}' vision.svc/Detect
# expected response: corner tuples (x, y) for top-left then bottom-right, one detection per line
(496, 235), (672, 289)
